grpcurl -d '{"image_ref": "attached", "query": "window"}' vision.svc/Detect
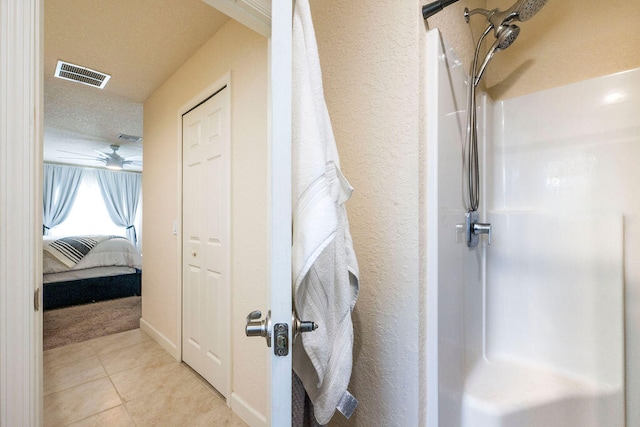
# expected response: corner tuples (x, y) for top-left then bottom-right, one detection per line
(50, 169), (142, 241)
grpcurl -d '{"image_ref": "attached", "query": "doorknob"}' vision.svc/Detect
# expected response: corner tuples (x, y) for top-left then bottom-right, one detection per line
(245, 310), (272, 347)
(245, 310), (318, 355)
(292, 312), (318, 343)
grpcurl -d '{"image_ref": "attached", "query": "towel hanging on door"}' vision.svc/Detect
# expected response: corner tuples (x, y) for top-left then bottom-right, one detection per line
(291, 0), (360, 424)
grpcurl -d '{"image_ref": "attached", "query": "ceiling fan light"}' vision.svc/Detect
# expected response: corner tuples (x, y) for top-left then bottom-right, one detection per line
(105, 158), (123, 170)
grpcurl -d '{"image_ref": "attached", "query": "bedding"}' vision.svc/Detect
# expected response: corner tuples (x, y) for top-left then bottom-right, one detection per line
(43, 235), (142, 275)
(43, 235), (142, 310)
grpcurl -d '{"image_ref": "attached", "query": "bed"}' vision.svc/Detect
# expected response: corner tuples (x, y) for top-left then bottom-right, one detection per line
(43, 235), (142, 310)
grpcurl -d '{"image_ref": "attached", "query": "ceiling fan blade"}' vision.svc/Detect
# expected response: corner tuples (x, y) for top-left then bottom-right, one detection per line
(57, 150), (102, 159)
(122, 159), (142, 166)
(93, 149), (110, 158)
(57, 156), (103, 161)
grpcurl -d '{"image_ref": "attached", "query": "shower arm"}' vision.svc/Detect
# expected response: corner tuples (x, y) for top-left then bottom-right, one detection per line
(464, 7), (498, 22)
(465, 7), (521, 35)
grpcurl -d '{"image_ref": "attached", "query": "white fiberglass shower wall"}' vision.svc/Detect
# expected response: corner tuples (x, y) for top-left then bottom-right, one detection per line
(426, 28), (639, 426)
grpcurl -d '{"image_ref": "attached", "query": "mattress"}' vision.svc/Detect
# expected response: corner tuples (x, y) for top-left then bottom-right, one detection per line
(43, 266), (138, 284)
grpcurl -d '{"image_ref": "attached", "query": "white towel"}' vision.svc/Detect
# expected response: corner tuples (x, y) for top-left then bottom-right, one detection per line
(292, 0), (360, 424)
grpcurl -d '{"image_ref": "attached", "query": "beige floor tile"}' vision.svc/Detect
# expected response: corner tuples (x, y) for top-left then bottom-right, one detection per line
(44, 340), (96, 369)
(125, 371), (242, 426)
(110, 361), (188, 402)
(44, 377), (122, 427)
(44, 354), (107, 396)
(43, 328), (248, 426)
(88, 328), (150, 356)
(98, 339), (175, 375)
(220, 413), (250, 426)
(67, 405), (135, 427)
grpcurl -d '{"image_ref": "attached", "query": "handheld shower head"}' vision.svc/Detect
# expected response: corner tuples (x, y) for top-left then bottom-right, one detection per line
(496, 24), (520, 50)
(464, 0), (547, 85)
(474, 25), (520, 86)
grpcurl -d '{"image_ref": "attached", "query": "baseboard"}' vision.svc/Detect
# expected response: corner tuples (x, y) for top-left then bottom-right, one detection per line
(139, 317), (180, 361)
(230, 392), (267, 427)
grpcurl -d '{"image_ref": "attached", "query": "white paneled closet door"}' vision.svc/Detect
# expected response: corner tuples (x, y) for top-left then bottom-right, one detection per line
(182, 86), (230, 397)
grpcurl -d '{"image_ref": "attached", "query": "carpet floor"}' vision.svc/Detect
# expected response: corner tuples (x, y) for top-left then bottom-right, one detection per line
(43, 296), (141, 351)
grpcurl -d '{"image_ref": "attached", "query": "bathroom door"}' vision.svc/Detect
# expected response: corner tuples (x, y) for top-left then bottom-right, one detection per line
(250, 1), (293, 424)
(267, 1), (293, 424)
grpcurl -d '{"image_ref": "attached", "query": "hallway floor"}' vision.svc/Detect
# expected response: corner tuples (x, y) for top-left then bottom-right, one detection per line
(44, 328), (247, 426)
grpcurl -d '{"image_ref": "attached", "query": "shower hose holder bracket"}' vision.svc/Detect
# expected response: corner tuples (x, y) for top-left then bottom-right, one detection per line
(466, 210), (492, 248)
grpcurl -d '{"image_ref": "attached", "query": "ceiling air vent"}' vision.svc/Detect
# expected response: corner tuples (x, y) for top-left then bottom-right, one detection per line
(117, 133), (142, 143)
(54, 60), (111, 89)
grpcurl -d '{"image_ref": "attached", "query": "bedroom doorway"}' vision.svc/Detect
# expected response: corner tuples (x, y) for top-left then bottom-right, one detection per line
(3, 0), (293, 423)
(181, 83), (231, 397)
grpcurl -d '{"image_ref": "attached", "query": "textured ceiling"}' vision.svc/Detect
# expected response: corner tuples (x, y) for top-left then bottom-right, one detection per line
(44, 0), (229, 171)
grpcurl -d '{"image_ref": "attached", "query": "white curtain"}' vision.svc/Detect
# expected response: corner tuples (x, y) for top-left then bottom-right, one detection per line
(95, 169), (141, 245)
(42, 163), (83, 235)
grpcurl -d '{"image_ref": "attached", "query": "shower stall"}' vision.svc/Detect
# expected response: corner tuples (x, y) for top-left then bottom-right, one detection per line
(425, 27), (638, 427)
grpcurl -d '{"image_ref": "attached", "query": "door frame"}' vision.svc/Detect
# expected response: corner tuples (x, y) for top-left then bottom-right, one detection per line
(0, 0), (44, 424)
(177, 73), (232, 399)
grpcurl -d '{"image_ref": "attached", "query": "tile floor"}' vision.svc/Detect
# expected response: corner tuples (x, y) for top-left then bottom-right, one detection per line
(44, 328), (247, 426)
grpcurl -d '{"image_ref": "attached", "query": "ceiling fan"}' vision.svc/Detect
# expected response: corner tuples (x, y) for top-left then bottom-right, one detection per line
(58, 144), (142, 170)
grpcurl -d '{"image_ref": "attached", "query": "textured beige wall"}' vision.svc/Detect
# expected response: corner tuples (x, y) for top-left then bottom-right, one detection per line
(142, 19), (268, 419)
(484, 0), (640, 99)
(310, 1), (422, 425)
